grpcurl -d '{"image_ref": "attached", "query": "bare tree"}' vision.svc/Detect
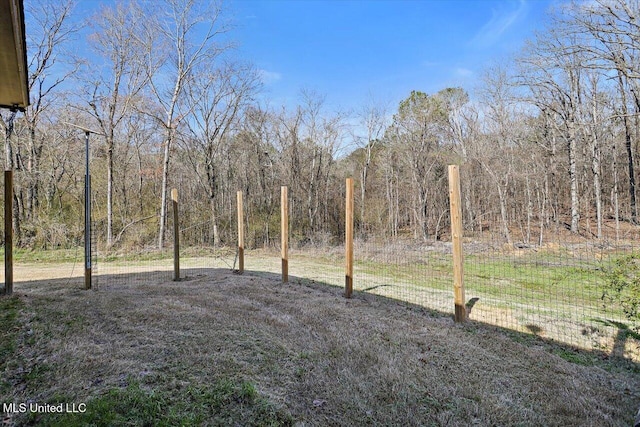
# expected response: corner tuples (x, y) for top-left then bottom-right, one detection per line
(83, 0), (150, 247)
(582, 71), (607, 239)
(518, 28), (587, 233)
(386, 90), (449, 241)
(563, 0), (640, 223)
(275, 90), (344, 239)
(141, 0), (232, 248)
(476, 66), (531, 244)
(6, 0), (79, 246)
(182, 61), (260, 246)
(352, 96), (389, 234)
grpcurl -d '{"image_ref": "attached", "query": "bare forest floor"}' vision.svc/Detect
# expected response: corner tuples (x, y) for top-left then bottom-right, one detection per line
(1, 263), (640, 426)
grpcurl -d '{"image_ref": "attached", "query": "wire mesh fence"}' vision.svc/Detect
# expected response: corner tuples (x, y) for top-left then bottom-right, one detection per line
(457, 160), (640, 359)
(93, 188), (238, 288)
(4, 168), (640, 362)
(462, 217), (639, 358)
(354, 239), (454, 313)
(84, 175), (640, 361)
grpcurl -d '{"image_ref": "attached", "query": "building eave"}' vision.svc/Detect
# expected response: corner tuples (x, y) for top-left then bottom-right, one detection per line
(0, 0), (29, 111)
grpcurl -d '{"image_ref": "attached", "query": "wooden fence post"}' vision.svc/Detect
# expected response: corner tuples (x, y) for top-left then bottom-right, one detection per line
(237, 191), (244, 274)
(4, 171), (12, 295)
(448, 165), (466, 322)
(345, 177), (354, 298)
(281, 186), (288, 283)
(172, 188), (180, 281)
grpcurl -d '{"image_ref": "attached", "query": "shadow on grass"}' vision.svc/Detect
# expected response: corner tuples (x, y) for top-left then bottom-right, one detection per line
(4, 265), (639, 374)
(594, 319), (640, 360)
(361, 284), (393, 292)
(235, 269), (640, 373)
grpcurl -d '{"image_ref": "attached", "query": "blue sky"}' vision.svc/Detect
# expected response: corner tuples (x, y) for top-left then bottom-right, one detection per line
(228, 0), (557, 112)
(70, 0), (558, 113)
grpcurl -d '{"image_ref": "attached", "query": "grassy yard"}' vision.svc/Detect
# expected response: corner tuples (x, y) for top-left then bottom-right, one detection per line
(3, 245), (639, 360)
(1, 266), (640, 426)
(342, 247), (639, 359)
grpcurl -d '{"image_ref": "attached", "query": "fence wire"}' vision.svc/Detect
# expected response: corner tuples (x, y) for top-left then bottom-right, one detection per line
(293, 227), (342, 289)
(463, 220), (639, 359)
(94, 199), (236, 289)
(5, 173), (639, 363)
(353, 239), (453, 314)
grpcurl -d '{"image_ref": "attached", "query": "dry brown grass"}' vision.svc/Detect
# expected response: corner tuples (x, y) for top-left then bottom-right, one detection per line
(2, 268), (640, 426)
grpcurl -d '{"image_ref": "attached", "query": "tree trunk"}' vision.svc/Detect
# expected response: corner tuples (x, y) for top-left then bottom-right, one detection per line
(26, 126), (37, 222)
(592, 148), (602, 240)
(612, 142), (620, 242)
(497, 182), (511, 245)
(107, 142), (114, 247)
(13, 192), (21, 247)
(385, 167), (394, 238)
(538, 176), (547, 246)
(568, 120), (579, 233)
(158, 132), (172, 249)
(590, 94), (602, 240)
(136, 140), (144, 214)
(525, 176), (532, 244)
(360, 145), (372, 234)
(210, 196), (220, 246)
(617, 73), (637, 223)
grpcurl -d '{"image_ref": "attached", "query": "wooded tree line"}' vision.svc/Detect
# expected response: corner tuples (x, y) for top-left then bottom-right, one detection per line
(1, 0), (640, 251)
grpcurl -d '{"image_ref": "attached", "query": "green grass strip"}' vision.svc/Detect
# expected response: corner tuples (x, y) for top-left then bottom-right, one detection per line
(31, 379), (293, 427)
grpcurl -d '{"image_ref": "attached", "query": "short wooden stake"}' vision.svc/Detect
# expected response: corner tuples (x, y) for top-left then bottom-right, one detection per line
(281, 186), (288, 283)
(345, 178), (354, 298)
(4, 171), (12, 295)
(172, 188), (180, 281)
(448, 165), (466, 322)
(237, 191), (244, 274)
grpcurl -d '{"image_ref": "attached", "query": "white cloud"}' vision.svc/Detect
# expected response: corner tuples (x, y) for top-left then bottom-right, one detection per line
(471, 0), (528, 47)
(258, 69), (282, 84)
